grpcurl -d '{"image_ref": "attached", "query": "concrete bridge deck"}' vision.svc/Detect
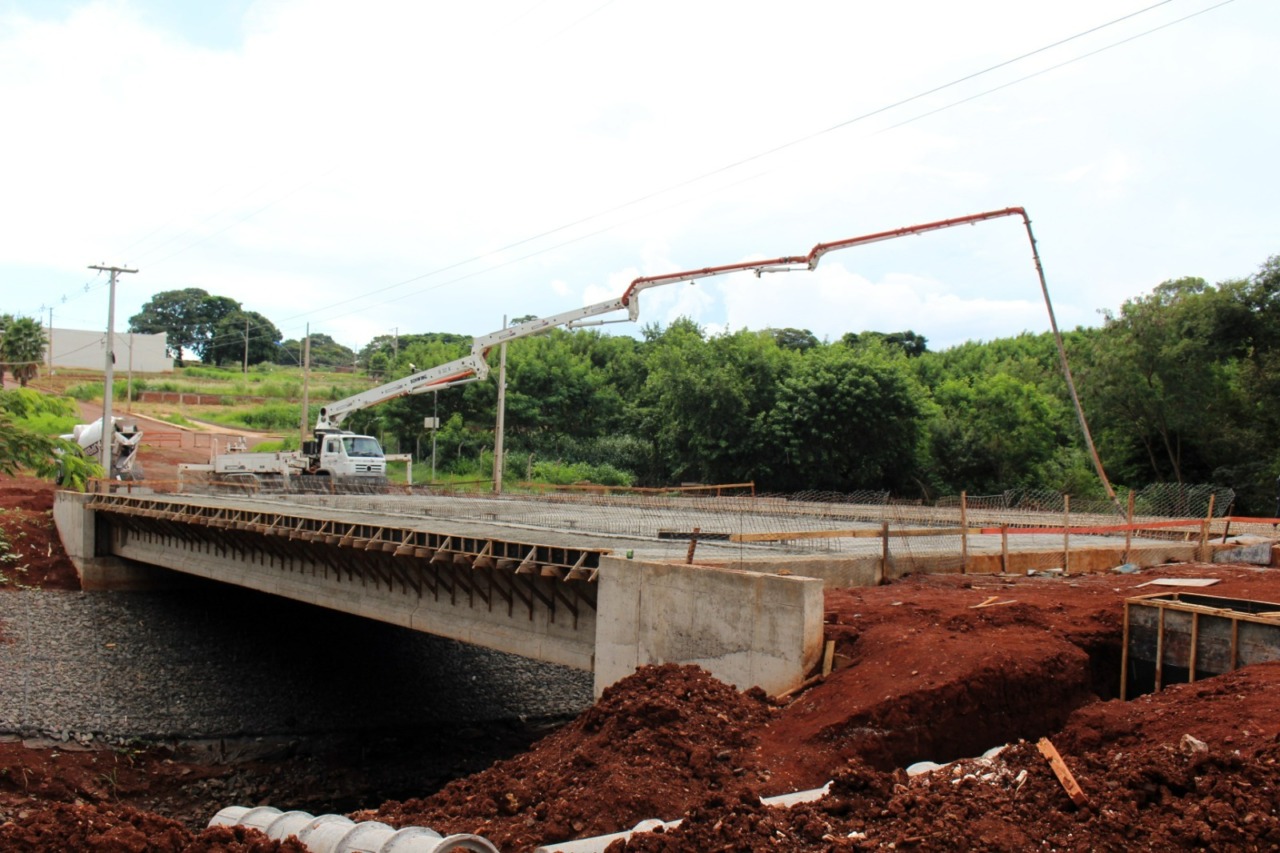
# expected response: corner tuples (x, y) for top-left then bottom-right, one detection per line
(53, 489), (1205, 698)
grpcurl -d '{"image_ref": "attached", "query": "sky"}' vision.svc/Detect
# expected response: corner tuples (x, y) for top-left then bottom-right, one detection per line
(2, 0), (1277, 361)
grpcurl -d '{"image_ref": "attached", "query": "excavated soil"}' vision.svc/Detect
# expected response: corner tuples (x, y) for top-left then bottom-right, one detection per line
(0, 479), (79, 590)
(4, 473), (1280, 850)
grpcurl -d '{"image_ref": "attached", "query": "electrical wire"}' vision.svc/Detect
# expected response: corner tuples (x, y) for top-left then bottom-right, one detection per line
(269, 0), (1222, 332)
(28, 0), (1235, 340)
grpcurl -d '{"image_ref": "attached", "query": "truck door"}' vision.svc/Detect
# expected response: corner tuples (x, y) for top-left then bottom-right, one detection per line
(322, 436), (345, 474)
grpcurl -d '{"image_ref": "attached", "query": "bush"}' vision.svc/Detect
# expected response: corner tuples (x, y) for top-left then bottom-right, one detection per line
(0, 389), (79, 425)
(519, 433), (650, 476)
(65, 383), (100, 402)
(181, 366), (237, 380)
(252, 435), (300, 452)
(261, 381), (301, 399)
(529, 459), (633, 487)
(234, 403), (303, 432)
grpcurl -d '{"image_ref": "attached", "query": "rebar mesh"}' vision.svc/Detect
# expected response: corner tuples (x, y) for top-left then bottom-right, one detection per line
(170, 476), (1241, 577)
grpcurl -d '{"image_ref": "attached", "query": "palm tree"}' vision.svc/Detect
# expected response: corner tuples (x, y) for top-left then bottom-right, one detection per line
(0, 315), (47, 387)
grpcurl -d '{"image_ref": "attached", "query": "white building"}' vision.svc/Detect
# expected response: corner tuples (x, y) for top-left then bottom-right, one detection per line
(48, 328), (173, 373)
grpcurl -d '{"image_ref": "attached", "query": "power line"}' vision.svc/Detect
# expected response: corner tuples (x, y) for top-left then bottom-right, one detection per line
(279, 0), (1219, 331)
(61, 0), (1234, 344)
(875, 0), (1240, 137)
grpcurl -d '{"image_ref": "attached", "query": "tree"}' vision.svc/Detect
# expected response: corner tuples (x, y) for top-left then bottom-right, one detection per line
(762, 344), (923, 492)
(193, 296), (242, 363)
(843, 330), (928, 357)
(503, 330), (625, 442)
(277, 334), (356, 369)
(128, 289), (242, 365)
(207, 311), (283, 368)
(1084, 278), (1236, 487)
(0, 390), (101, 488)
(768, 328), (819, 352)
(639, 321), (791, 485)
(924, 373), (1063, 494)
(0, 315), (47, 386)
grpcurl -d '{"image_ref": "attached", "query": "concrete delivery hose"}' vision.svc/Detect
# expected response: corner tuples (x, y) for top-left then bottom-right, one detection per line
(208, 806), (499, 853)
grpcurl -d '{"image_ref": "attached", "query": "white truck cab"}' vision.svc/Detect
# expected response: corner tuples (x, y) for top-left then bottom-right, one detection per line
(317, 433), (387, 477)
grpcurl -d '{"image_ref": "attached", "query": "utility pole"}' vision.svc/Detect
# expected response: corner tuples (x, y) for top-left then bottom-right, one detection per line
(300, 324), (311, 446)
(46, 307), (54, 376)
(493, 315), (508, 494)
(88, 264), (138, 477)
(242, 316), (250, 374)
(126, 331), (134, 413)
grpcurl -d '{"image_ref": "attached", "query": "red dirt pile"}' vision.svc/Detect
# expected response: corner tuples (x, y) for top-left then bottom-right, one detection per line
(617, 663), (1280, 851)
(0, 478), (79, 590)
(361, 663), (780, 850)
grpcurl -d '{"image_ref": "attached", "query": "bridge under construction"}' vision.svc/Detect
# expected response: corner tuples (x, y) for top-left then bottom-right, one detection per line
(54, 487), (1221, 698)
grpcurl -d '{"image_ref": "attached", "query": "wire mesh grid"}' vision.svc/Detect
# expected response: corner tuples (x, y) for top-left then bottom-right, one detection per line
(171, 476), (1239, 575)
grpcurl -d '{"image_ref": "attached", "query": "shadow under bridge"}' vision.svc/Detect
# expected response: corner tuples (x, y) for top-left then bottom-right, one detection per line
(81, 492), (606, 673)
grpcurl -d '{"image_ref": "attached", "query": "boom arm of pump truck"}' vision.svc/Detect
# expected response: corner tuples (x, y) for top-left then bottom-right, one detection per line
(314, 207), (1035, 433)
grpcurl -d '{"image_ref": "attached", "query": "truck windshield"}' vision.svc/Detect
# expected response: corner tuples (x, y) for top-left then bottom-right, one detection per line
(342, 436), (383, 458)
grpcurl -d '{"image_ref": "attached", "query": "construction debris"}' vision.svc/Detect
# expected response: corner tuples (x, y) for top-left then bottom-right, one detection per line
(1036, 737), (1089, 808)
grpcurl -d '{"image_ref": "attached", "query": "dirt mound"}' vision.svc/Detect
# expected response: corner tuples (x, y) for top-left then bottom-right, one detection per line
(622, 665), (1280, 851)
(0, 476), (78, 590)
(0, 801), (306, 851)
(363, 663), (779, 850)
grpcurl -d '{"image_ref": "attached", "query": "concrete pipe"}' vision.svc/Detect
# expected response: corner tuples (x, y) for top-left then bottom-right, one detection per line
(387, 830), (501, 852)
(209, 806), (500, 853)
(239, 806), (288, 834)
(208, 806), (253, 828)
(298, 814), (358, 851)
(333, 820), (397, 852)
(268, 810), (327, 840)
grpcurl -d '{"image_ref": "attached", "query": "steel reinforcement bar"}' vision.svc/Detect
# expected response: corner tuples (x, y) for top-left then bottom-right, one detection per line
(85, 493), (609, 626)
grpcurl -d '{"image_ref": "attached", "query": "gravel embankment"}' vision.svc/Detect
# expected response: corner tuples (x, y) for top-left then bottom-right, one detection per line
(0, 578), (593, 743)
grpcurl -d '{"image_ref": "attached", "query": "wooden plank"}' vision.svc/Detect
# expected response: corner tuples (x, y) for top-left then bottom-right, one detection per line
(1156, 606), (1166, 691)
(731, 526), (981, 543)
(1189, 611), (1199, 683)
(686, 527), (701, 564)
(970, 596), (1017, 609)
(1120, 601), (1131, 700)
(1036, 737), (1088, 807)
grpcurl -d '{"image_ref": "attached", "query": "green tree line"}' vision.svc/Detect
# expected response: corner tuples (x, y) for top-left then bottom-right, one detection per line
(123, 254), (1280, 512)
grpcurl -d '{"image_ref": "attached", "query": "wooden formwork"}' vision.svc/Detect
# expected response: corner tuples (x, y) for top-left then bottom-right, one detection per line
(1121, 592), (1280, 699)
